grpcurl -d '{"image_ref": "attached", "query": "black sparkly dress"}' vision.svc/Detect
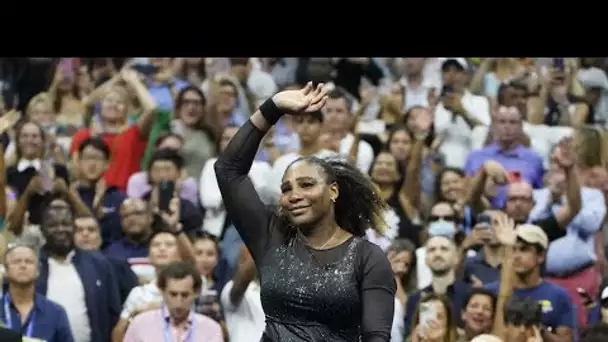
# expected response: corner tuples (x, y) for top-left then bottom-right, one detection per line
(215, 121), (396, 342)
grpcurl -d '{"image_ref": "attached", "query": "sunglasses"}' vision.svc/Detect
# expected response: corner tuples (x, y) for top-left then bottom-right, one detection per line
(428, 215), (458, 222)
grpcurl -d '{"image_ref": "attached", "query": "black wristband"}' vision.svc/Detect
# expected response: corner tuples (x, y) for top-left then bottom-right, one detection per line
(259, 98), (283, 125)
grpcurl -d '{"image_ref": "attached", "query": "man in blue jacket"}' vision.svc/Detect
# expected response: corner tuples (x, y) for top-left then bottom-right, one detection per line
(36, 197), (121, 342)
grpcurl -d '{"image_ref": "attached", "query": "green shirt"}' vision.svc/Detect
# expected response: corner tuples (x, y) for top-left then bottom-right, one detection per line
(140, 109), (172, 170)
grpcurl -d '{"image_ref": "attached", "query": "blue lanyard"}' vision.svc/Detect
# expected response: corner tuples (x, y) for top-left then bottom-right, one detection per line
(463, 205), (472, 234)
(161, 304), (194, 342)
(3, 294), (35, 337)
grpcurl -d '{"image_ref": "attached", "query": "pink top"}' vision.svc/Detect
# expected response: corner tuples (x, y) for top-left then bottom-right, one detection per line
(123, 308), (223, 342)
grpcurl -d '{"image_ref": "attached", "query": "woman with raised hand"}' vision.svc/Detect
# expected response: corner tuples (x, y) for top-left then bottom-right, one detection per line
(215, 82), (396, 341)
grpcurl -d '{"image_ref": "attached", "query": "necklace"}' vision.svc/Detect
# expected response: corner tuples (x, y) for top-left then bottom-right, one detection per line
(297, 227), (340, 250)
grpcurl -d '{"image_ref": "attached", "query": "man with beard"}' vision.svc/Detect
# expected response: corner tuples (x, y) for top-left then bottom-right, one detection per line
(35, 199), (121, 342)
(487, 224), (574, 342)
(1, 244), (74, 342)
(404, 234), (471, 338)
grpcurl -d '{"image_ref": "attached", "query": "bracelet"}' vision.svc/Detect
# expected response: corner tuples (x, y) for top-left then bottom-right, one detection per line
(259, 98), (283, 125)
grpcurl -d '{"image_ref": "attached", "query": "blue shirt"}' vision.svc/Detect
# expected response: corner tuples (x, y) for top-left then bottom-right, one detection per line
(462, 251), (501, 285)
(77, 186), (126, 249)
(486, 280), (576, 330)
(104, 238), (149, 261)
(404, 280), (471, 337)
(147, 78), (189, 111)
(464, 143), (544, 208)
(0, 293), (73, 342)
(531, 187), (606, 274)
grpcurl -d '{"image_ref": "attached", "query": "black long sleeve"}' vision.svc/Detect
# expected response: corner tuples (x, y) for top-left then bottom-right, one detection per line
(359, 241), (397, 342)
(214, 120), (273, 262)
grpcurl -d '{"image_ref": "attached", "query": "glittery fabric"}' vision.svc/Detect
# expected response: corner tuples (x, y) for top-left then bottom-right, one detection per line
(260, 236), (363, 341)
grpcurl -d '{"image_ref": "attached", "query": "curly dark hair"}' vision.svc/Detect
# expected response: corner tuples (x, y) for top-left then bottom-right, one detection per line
(279, 157), (388, 239)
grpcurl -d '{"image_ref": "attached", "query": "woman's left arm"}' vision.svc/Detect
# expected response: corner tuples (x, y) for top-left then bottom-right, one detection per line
(361, 243), (397, 342)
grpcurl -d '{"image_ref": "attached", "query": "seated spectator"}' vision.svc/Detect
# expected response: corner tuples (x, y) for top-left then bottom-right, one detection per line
(462, 212), (504, 286)
(1, 244), (74, 342)
(170, 85), (217, 178)
(74, 137), (125, 248)
(199, 125), (270, 238)
(220, 245), (265, 342)
(141, 148), (202, 234)
(37, 198), (121, 342)
(74, 215), (138, 303)
(367, 150), (423, 249)
(191, 231), (230, 322)
(459, 288), (497, 342)
(123, 261), (223, 342)
(127, 133), (199, 206)
(105, 197), (195, 284)
(502, 296), (543, 342)
(434, 58), (491, 169)
(409, 293), (458, 342)
(386, 239), (416, 342)
(113, 228), (196, 342)
(464, 105), (545, 207)
(6, 121), (69, 225)
(532, 141), (605, 329)
(406, 224), (471, 337)
(486, 224), (575, 342)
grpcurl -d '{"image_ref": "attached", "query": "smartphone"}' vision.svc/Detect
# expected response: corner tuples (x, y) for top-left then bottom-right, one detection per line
(39, 161), (54, 193)
(508, 170), (522, 183)
(419, 302), (437, 334)
(133, 63), (159, 76)
(158, 180), (175, 212)
(475, 213), (493, 229)
(553, 58), (565, 72)
(440, 84), (454, 97)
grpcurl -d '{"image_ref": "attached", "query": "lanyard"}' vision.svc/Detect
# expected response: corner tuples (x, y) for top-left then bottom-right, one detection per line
(463, 205), (472, 234)
(3, 294), (35, 337)
(161, 304), (194, 342)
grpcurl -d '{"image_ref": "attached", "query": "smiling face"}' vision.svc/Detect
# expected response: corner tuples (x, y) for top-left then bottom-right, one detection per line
(279, 160), (338, 227)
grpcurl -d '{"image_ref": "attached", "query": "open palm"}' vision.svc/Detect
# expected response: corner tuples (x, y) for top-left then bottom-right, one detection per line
(272, 82), (329, 114)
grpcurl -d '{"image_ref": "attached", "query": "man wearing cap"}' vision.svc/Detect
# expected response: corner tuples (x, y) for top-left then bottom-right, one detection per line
(487, 224), (575, 342)
(434, 58), (491, 169)
(404, 215), (471, 338)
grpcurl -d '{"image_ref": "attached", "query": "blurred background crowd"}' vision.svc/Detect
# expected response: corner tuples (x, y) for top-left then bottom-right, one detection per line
(0, 57), (607, 342)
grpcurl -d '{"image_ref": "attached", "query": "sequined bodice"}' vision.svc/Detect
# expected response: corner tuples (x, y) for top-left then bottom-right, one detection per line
(259, 236), (362, 341)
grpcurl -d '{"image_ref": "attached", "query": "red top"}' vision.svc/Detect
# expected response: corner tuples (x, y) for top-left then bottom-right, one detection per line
(70, 125), (148, 191)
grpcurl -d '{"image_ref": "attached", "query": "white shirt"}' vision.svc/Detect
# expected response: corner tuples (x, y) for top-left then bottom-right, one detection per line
(266, 149), (337, 203)
(199, 157), (271, 237)
(434, 91), (491, 168)
(17, 158), (42, 172)
(415, 247), (432, 290)
(46, 253), (92, 342)
(220, 281), (265, 342)
(391, 297), (405, 342)
(471, 123), (573, 169)
(399, 77), (434, 111)
(121, 281), (162, 319)
(340, 133), (374, 174)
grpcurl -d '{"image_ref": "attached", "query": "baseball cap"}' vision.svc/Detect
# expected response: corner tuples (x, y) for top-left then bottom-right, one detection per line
(440, 58), (468, 71)
(577, 67), (608, 90)
(515, 224), (548, 250)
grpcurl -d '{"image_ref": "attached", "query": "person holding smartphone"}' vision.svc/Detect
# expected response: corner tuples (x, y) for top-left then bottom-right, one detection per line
(410, 293), (458, 342)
